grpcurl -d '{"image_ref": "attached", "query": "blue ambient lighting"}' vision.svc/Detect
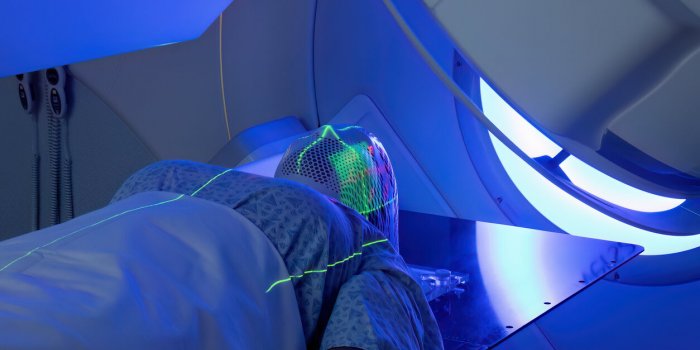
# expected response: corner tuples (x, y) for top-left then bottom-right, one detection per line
(559, 156), (685, 212)
(489, 133), (700, 256)
(480, 79), (685, 213)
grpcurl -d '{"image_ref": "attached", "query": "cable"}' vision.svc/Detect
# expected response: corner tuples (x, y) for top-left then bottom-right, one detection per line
(218, 13), (232, 141)
(31, 120), (40, 230)
(310, 0), (321, 128)
(44, 67), (70, 225)
(61, 117), (74, 221)
(46, 88), (61, 226)
(17, 73), (41, 230)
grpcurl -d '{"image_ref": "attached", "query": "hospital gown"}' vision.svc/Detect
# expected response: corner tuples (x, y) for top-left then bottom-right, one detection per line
(113, 160), (442, 350)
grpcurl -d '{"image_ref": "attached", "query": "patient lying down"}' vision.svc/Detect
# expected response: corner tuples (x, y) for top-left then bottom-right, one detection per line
(0, 126), (441, 349)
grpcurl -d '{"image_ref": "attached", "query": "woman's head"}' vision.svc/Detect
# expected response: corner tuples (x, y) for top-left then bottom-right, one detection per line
(275, 125), (399, 249)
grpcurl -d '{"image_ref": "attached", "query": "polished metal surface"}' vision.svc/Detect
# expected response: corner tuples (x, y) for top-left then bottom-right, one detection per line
(399, 211), (643, 349)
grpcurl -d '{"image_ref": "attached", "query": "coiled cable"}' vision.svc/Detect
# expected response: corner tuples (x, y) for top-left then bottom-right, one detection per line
(31, 118), (40, 230)
(46, 82), (61, 226)
(61, 117), (73, 221)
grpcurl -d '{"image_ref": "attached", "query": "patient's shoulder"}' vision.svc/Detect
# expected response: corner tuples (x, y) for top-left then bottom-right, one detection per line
(238, 176), (338, 216)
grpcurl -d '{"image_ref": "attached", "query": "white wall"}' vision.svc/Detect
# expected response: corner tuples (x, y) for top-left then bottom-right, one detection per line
(70, 0), (319, 162)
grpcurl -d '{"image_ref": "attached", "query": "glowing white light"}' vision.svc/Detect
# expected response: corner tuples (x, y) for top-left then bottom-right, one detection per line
(479, 79), (561, 158)
(480, 78), (684, 213)
(490, 133), (700, 256)
(476, 222), (555, 326)
(560, 157), (684, 212)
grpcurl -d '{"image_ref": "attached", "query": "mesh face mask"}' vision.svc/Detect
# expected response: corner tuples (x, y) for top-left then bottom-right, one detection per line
(275, 125), (399, 250)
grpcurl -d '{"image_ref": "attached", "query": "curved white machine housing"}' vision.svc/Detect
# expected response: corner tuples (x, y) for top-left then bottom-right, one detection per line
(1, 0), (700, 349)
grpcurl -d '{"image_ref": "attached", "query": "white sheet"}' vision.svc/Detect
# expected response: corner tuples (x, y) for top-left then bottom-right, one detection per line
(0, 192), (305, 349)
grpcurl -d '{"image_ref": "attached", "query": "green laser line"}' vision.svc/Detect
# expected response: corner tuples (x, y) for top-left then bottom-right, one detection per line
(325, 125), (342, 139)
(265, 238), (389, 293)
(266, 277), (293, 291)
(296, 125), (333, 172)
(336, 125), (363, 131)
(0, 168), (234, 273)
(190, 169), (233, 197)
(328, 252), (362, 268)
(295, 125), (361, 169)
(0, 194), (185, 272)
(357, 195), (398, 215)
(361, 238), (389, 248)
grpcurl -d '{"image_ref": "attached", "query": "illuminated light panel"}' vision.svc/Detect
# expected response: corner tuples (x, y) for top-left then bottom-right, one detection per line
(265, 238), (389, 293)
(560, 157), (685, 212)
(480, 79), (561, 158)
(476, 222), (555, 326)
(480, 78), (685, 213)
(490, 133), (700, 256)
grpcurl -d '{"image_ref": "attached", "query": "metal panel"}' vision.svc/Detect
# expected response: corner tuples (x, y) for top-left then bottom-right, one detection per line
(314, 0), (508, 222)
(399, 211), (643, 349)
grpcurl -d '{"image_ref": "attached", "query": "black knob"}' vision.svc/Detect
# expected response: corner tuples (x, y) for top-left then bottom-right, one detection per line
(46, 68), (60, 85)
